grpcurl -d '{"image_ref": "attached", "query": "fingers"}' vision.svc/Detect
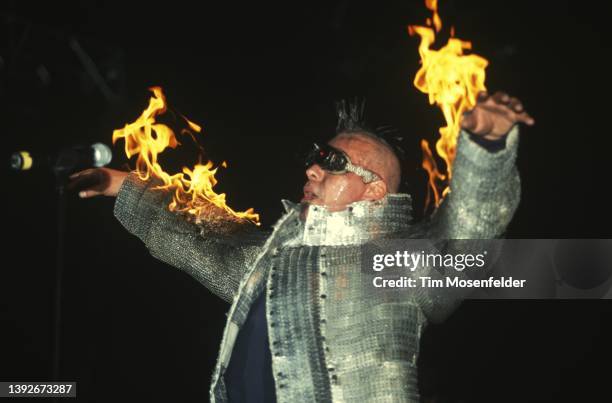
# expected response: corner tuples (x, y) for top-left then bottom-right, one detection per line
(492, 91), (535, 125)
(477, 90), (534, 125)
(67, 168), (107, 196)
(508, 97), (523, 113)
(479, 91), (524, 109)
(489, 91), (527, 113)
(461, 110), (477, 131)
(69, 169), (94, 180)
(492, 91), (510, 104)
(515, 111), (535, 126)
(78, 190), (103, 198)
(476, 91), (489, 103)
(492, 91), (522, 113)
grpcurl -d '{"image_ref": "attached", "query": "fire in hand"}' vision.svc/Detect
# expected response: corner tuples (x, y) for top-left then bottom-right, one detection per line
(409, 0), (489, 209)
(112, 87), (260, 225)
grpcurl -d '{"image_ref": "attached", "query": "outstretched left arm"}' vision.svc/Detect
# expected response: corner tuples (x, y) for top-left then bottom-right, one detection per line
(426, 91), (535, 239)
(413, 92), (535, 323)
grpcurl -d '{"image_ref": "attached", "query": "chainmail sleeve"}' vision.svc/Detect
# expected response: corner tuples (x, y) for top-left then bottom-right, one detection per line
(426, 125), (521, 239)
(406, 126), (521, 323)
(113, 172), (266, 303)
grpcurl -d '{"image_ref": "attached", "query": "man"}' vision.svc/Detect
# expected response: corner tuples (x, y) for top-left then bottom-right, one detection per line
(71, 91), (533, 402)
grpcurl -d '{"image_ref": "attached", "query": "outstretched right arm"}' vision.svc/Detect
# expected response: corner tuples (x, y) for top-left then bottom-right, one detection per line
(71, 169), (265, 303)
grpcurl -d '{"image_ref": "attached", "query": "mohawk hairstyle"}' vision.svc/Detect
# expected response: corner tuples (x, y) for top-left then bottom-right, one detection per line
(334, 97), (409, 189)
(335, 98), (371, 134)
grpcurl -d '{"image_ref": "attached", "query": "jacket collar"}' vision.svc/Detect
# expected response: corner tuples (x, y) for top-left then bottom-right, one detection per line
(280, 193), (413, 246)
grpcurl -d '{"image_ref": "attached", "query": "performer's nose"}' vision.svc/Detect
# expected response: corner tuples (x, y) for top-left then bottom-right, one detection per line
(306, 164), (325, 182)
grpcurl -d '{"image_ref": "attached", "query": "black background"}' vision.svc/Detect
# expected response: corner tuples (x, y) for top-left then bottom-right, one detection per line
(2, 0), (612, 402)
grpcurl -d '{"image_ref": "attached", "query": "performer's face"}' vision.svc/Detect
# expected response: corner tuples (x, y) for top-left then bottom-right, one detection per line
(302, 135), (385, 212)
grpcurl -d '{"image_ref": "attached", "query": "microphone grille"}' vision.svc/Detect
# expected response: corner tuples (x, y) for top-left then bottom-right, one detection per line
(91, 143), (113, 167)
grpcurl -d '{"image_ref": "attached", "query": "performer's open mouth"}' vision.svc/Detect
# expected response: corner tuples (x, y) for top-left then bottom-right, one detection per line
(302, 186), (317, 202)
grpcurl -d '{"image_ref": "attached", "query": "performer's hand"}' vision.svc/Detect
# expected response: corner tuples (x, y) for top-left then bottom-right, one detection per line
(461, 91), (535, 140)
(67, 168), (128, 198)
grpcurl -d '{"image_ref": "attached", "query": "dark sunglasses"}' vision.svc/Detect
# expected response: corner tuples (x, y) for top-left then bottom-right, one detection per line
(305, 143), (381, 183)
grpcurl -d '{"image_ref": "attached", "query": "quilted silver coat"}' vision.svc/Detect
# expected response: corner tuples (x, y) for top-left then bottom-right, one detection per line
(114, 127), (521, 402)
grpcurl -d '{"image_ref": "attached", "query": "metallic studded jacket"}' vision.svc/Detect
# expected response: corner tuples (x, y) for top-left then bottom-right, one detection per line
(114, 128), (521, 402)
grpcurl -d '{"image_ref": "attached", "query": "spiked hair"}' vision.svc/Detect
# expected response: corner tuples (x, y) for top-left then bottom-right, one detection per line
(334, 97), (409, 192)
(335, 98), (371, 134)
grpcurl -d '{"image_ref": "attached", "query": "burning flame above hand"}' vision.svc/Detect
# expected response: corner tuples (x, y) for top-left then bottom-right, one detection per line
(409, 0), (488, 209)
(112, 87), (260, 225)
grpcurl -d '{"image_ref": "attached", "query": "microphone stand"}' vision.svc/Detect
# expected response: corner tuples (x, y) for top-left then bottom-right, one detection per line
(10, 145), (112, 400)
(51, 167), (68, 402)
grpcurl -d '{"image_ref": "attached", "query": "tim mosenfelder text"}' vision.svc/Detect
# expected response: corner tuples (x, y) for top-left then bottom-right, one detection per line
(371, 250), (527, 289)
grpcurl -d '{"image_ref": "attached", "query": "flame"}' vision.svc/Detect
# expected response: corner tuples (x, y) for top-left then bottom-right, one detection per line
(425, 0), (442, 32)
(409, 0), (488, 208)
(112, 87), (260, 225)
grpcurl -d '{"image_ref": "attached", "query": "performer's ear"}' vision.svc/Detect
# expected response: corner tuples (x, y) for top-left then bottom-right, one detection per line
(362, 180), (387, 201)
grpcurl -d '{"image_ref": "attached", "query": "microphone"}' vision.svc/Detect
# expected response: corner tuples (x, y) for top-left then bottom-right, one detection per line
(10, 143), (113, 173)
